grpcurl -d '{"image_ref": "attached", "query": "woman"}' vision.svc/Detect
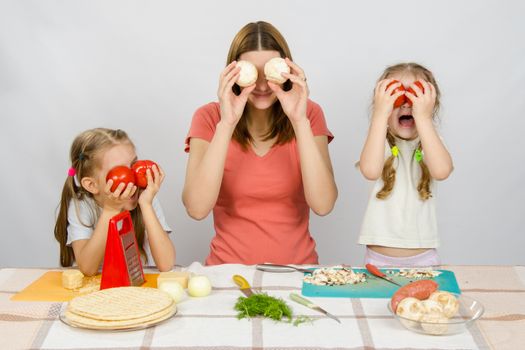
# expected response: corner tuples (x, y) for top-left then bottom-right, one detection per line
(183, 21), (337, 265)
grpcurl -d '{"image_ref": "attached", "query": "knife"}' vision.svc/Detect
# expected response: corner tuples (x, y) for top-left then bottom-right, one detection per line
(365, 263), (402, 287)
(289, 293), (341, 323)
(233, 274), (254, 297)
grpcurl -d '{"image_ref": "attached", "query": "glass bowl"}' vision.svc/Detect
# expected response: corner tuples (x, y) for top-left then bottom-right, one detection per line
(387, 294), (484, 335)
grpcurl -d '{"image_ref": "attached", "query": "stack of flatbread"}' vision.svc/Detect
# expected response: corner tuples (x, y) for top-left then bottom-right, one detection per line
(64, 287), (176, 330)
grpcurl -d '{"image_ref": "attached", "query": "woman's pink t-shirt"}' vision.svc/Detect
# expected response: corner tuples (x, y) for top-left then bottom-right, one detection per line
(185, 100), (334, 265)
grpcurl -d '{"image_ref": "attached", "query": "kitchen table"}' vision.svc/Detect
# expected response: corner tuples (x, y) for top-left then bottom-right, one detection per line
(0, 263), (523, 350)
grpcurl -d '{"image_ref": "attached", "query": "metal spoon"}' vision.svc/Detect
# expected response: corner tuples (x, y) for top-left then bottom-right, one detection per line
(256, 263), (314, 274)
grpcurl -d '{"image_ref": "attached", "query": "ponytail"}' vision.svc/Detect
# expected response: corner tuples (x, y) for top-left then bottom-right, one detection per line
(54, 176), (79, 266)
(416, 142), (432, 200)
(376, 132), (397, 199)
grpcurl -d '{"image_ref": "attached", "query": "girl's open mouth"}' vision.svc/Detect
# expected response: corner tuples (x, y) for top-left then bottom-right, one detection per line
(252, 91), (272, 98)
(399, 115), (415, 128)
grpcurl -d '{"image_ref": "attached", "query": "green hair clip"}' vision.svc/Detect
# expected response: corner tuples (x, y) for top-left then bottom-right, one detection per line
(415, 149), (423, 162)
(391, 146), (399, 157)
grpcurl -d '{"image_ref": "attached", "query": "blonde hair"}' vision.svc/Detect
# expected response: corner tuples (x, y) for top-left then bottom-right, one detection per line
(376, 63), (440, 201)
(54, 128), (146, 267)
(227, 21), (295, 148)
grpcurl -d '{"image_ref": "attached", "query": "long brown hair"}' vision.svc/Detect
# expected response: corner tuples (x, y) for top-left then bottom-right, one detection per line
(54, 128), (146, 267)
(227, 21), (295, 148)
(376, 63), (440, 201)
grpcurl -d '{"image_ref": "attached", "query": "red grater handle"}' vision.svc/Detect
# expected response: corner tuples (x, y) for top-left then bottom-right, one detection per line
(109, 211), (133, 233)
(366, 263), (386, 278)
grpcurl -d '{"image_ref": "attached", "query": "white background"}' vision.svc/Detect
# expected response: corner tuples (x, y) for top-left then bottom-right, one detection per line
(1, 1), (524, 267)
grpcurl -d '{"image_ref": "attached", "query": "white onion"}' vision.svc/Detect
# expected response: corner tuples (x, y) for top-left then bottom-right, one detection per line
(187, 275), (212, 297)
(158, 281), (186, 303)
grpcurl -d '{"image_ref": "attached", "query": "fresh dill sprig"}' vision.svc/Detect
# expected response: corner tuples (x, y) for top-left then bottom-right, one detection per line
(234, 293), (292, 322)
(292, 315), (315, 326)
(234, 293), (315, 327)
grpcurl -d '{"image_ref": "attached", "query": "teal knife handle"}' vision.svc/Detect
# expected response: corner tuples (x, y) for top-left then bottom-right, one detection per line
(290, 293), (315, 308)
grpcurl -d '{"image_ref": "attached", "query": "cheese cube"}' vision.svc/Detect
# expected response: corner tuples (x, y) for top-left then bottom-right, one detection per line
(62, 269), (84, 289)
(157, 271), (191, 289)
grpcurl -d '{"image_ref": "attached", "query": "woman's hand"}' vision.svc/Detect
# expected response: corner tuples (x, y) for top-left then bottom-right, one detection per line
(217, 61), (256, 127)
(102, 181), (137, 212)
(138, 165), (164, 207)
(405, 80), (436, 123)
(372, 78), (405, 121)
(268, 58), (309, 124)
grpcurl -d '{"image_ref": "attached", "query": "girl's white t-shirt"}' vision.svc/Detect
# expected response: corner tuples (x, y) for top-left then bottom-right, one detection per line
(66, 196), (172, 266)
(358, 137), (439, 248)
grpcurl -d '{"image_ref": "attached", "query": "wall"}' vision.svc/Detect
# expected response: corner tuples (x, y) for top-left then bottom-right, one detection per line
(1, 0), (523, 267)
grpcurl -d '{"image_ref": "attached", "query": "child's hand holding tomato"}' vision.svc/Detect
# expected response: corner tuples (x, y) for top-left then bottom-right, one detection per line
(405, 80), (437, 123)
(103, 169), (138, 212)
(132, 160), (158, 188)
(104, 160), (162, 211)
(138, 164), (165, 207)
(373, 79), (406, 121)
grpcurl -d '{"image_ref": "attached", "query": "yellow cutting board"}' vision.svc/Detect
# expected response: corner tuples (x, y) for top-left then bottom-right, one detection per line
(10, 271), (159, 302)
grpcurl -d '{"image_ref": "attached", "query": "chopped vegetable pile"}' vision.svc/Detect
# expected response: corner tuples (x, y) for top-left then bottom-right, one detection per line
(387, 268), (442, 279)
(303, 266), (367, 286)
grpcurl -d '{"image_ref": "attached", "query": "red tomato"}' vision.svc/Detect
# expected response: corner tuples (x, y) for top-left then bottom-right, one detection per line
(386, 80), (407, 108)
(106, 166), (136, 192)
(406, 81), (425, 106)
(132, 160), (158, 188)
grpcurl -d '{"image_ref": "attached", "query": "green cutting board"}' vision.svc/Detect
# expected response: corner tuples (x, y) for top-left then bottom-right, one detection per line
(301, 269), (460, 298)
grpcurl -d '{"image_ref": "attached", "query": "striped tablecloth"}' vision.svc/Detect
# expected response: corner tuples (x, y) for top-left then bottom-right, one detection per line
(0, 263), (523, 350)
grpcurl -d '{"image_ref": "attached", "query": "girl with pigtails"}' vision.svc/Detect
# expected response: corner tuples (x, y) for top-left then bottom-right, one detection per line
(54, 128), (175, 275)
(358, 63), (453, 267)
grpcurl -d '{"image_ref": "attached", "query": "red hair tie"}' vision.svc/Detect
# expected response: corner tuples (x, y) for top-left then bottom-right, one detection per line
(68, 167), (76, 177)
